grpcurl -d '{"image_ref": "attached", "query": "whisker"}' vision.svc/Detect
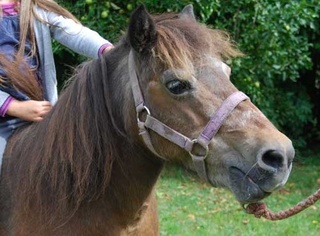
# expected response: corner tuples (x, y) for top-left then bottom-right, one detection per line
(241, 162), (258, 183)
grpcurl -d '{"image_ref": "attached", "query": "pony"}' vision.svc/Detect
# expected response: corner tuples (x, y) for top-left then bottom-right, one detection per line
(0, 4), (294, 235)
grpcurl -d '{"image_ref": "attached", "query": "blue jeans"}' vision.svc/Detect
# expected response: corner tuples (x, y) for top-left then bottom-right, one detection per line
(0, 117), (28, 169)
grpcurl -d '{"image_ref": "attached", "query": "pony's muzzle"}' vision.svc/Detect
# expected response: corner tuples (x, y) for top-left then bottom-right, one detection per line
(256, 143), (295, 192)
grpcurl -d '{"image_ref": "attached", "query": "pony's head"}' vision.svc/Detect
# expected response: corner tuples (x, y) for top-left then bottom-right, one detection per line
(124, 5), (294, 204)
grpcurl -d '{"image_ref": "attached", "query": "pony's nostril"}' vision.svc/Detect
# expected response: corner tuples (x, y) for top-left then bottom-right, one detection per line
(261, 150), (284, 170)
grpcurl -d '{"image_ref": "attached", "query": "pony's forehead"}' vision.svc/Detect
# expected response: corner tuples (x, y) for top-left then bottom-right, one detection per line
(206, 56), (229, 67)
(206, 56), (231, 77)
(162, 56), (231, 79)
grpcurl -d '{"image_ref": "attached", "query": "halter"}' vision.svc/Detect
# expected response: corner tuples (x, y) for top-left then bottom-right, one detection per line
(128, 51), (249, 181)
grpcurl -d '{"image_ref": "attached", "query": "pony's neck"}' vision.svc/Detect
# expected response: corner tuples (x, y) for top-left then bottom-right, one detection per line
(106, 145), (163, 223)
(104, 48), (165, 223)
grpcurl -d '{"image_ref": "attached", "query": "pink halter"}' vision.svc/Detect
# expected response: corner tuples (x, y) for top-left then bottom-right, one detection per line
(128, 51), (249, 181)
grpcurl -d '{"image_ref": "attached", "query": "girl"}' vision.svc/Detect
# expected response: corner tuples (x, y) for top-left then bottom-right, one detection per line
(0, 0), (113, 166)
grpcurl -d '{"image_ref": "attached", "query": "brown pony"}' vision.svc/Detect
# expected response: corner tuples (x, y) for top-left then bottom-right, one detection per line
(0, 5), (294, 235)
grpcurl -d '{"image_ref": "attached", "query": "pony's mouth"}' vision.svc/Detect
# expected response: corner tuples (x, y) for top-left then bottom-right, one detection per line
(229, 167), (270, 204)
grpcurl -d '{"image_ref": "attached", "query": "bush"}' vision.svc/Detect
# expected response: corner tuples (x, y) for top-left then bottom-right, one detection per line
(204, 0), (320, 148)
(56, 0), (320, 149)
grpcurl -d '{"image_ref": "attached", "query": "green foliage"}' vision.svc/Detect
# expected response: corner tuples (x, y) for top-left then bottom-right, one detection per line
(204, 0), (320, 147)
(55, 0), (320, 148)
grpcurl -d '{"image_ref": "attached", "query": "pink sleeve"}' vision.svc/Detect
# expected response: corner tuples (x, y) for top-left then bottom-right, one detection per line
(98, 43), (113, 56)
(0, 96), (13, 117)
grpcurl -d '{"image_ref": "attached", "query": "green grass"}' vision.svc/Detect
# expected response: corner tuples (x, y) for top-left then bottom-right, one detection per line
(156, 155), (320, 236)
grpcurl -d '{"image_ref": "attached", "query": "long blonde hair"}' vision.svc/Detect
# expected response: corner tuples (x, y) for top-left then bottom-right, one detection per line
(0, 0), (80, 100)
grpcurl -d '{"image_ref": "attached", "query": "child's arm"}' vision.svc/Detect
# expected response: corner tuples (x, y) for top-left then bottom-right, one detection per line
(45, 9), (113, 59)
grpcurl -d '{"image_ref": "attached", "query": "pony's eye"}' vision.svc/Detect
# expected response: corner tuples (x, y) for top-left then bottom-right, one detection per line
(165, 79), (192, 95)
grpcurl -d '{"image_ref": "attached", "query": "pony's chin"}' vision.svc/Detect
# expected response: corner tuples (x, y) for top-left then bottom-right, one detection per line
(229, 167), (270, 204)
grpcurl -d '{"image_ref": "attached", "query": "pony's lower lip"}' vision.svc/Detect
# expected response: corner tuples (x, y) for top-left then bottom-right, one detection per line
(229, 167), (270, 204)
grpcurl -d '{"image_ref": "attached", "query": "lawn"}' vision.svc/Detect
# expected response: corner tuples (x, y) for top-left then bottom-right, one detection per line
(156, 154), (320, 236)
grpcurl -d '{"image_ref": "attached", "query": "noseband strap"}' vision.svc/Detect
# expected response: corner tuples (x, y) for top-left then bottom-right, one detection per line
(128, 51), (249, 181)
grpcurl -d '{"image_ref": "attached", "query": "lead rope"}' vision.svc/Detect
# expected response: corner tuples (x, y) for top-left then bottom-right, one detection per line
(245, 188), (320, 220)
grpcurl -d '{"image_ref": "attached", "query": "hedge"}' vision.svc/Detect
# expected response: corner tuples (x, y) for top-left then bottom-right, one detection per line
(56, 0), (320, 149)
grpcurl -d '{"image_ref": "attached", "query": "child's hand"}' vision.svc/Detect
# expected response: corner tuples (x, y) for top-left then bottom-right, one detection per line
(6, 99), (52, 122)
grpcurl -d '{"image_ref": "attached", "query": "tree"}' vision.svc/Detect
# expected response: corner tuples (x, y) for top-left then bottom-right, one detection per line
(56, 0), (320, 149)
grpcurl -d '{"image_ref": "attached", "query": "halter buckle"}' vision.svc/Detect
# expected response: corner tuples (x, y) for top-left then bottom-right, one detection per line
(188, 139), (209, 160)
(137, 105), (151, 123)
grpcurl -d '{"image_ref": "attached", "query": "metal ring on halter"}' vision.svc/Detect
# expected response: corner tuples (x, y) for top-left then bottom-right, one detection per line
(188, 139), (209, 160)
(137, 105), (151, 123)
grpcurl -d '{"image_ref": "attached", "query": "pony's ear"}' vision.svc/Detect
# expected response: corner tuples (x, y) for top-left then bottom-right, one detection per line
(128, 4), (157, 54)
(179, 4), (196, 21)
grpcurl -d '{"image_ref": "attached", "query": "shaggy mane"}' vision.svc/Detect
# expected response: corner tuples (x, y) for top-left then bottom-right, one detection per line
(7, 56), (120, 223)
